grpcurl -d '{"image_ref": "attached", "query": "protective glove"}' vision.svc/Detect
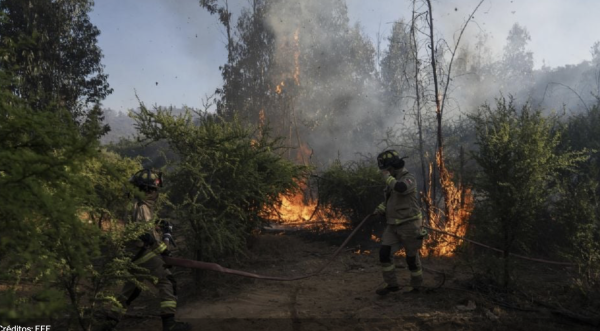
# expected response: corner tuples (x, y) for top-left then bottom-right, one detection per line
(381, 170), (395, 186)
(157, 219), (177, 247)
(381, 169), (391, 179)
(416, 227), (428, 240)
(374, 203), (386, 215)
(162, 233), (177, 247)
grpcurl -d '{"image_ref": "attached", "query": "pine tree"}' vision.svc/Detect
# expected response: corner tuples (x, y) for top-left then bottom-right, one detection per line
(0, 0), (112, 127)
(381, 20), (414, 115)
(0, 2), (140, 327)
(498, 23), (534, 93)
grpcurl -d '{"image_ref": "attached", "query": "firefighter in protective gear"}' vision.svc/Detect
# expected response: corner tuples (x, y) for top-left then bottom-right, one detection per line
(109, 169), (190, 331)
(373, 150), (424, 295)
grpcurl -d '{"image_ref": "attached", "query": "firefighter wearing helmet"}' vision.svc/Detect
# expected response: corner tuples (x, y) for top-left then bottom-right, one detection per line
(373, 150), (424, 295)
(108, 169), (190, 331)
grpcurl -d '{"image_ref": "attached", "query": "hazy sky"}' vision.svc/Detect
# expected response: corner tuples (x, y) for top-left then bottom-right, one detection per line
(90, 0), (600, 112)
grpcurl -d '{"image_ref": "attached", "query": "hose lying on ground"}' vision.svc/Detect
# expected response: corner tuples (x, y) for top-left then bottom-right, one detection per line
(163, 215), (577, 280)
(163, 213), (375, 281)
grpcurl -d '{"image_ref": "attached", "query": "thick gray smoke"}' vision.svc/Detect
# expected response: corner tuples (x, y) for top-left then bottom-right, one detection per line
(100, 0), (600, 163)
(265, 0), (388, 166)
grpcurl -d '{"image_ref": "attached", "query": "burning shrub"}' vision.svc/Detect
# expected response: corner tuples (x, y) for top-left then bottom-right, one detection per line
(316, 158), (383, 238)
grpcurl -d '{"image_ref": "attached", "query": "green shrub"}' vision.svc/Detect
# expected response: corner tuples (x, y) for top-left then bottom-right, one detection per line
(469, 97), (586, 286)
(0, 72), (140, 328)
(130, 105), (307, 273)
(556, 104), (600, 309)
(316, 158), (382, 238)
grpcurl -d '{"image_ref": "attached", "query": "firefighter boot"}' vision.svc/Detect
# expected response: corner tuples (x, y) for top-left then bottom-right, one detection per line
(376, 263), (400, 295)
(162, 314), (191, 331)
(400, 269), (424, 293)
(410, 269), (424, 288)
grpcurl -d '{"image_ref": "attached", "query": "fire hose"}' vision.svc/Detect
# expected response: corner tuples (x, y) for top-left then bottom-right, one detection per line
(163, 213), (375, 281)
(162, 214), (576, 281)
(422, 226), (577, 266)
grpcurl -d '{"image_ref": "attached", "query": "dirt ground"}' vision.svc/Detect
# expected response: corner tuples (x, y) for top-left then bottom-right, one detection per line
(116, 232), (597, 331)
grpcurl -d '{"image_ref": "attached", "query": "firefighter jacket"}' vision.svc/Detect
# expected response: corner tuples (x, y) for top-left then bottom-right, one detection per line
(129, 190), (167, 260)
(382, 168), (422, 225)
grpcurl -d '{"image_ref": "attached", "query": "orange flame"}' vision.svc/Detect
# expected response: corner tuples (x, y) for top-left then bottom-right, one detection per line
(265, 28), (349, 231)
(262, 144), (349, 231)
(275, 81), (285, 94)
(354, 249), (371, 255)
(422, 152), (473, 256)
(265, 181), (350, 231)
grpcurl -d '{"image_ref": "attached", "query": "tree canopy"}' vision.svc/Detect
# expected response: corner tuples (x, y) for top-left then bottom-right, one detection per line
(0, 0), (112, 124)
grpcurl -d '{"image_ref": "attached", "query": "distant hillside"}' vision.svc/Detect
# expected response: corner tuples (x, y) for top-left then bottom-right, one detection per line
(101, 106), (196, 145)
(100, 108), (137, 144)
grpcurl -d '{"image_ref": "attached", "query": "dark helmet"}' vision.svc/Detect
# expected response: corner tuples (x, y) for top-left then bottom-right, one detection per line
(377, 150), (405, 170)
(129, 169), (163, 189)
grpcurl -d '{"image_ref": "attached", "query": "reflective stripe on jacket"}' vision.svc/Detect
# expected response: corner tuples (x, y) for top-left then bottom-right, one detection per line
(134, 242), (168, 265)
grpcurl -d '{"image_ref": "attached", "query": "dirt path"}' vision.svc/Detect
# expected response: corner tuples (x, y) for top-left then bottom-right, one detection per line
(119, 234), (595, 331)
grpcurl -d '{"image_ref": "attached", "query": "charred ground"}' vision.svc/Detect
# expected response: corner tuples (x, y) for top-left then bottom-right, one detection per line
(114, 232), (597, 331)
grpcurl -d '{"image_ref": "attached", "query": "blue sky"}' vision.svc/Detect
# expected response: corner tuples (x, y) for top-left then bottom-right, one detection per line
(91, 0), (600, 112)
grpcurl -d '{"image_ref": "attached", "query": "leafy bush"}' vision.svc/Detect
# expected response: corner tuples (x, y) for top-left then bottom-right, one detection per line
(469, 97), (586, 286)
(316, 158), (383, 238)
(130, 105), (307, 274)
(555, 103), (600, 309)
(0, 72), (140, 328)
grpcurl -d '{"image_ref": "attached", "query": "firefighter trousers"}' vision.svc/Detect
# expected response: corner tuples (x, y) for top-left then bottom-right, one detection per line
(380, 220), (424, 288)
(113, 246), (178, 317)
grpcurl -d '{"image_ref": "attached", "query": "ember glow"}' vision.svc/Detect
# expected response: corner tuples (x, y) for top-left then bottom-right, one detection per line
(370, 234), (381, 243)
(354, 249), (371, 255)
(275, 81), (284, 94)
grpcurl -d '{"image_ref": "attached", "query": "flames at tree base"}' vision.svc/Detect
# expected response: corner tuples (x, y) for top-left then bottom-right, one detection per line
(262, 182), (350, 232)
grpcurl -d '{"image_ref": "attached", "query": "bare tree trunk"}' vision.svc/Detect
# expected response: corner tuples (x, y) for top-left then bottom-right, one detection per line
(425, 0), (449, 221)
(224, 0), (233, 63)
(425, 0), (482, 228)
(411, 3), (427, 202)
